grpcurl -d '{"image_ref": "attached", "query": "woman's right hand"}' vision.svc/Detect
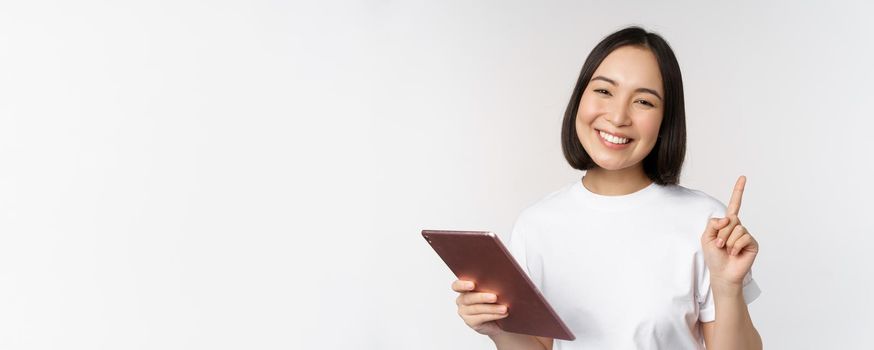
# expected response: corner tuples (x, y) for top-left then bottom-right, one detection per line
(452, 279), (509, 336)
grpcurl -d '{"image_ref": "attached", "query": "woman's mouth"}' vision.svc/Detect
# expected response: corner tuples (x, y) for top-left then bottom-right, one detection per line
(596, 129), (633, 149)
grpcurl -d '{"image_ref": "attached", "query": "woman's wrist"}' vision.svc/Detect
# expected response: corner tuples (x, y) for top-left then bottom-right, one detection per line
(710, 278), (744, 299)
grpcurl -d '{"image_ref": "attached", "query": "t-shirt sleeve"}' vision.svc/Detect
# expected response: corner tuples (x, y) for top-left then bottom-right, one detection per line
(696, 262), (762, 322)
(696, 197), (763, 322)
(506, 214), (531, 277)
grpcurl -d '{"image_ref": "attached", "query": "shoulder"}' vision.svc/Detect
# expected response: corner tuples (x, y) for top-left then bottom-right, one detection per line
(515, 181), (577, 224)
(661, 184), (729, 218)
(655, 185), (731, 243)
(519, 183), (574, 218)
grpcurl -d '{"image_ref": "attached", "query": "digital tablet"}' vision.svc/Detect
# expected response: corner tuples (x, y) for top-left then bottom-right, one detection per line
(422, 229), (575, 341)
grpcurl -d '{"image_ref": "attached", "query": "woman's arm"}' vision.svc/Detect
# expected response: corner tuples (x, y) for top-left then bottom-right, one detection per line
(488, 333), (552, 350)
(700, 176), (763, 349)
(534, 336), (553, 349)
(701, 284), (762, 350)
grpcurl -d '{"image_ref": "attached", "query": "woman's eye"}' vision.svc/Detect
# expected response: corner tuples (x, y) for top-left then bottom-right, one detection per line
(636, 99), (655, 107)
(594, 89), (611, 95)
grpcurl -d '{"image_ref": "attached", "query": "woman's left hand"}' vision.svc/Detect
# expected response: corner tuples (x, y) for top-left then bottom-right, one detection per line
(700, 175), (760, 293)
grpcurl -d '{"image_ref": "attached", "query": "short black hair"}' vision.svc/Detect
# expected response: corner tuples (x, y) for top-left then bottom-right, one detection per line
(560, 26), (686, 186)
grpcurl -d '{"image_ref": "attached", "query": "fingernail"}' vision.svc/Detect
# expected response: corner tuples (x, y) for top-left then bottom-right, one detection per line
(489, 294), (497, 302)
(498, 306), (507, 313)
(716, 238), (724, 248)
(465, 282), (474, 289)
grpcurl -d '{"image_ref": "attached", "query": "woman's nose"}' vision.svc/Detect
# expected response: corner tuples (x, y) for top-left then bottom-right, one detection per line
(606, 103), (631, 127)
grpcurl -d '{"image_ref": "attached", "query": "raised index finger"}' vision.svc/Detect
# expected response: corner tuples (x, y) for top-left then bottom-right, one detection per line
(727, 175), (746, 216)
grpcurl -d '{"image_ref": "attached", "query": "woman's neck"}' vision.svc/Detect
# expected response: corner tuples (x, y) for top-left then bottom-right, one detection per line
(582, 165), (653, 196)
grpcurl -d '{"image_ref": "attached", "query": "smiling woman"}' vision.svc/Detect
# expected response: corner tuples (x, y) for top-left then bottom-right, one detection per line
(448, 26), (763, 350)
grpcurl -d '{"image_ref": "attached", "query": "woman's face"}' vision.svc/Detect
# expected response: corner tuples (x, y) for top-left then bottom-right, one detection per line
(576, 45), (665, 171)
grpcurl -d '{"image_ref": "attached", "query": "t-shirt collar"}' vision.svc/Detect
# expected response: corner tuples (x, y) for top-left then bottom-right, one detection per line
(572, 174), (665, 212)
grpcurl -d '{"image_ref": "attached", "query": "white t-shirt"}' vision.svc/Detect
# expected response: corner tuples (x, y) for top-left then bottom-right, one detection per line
(507, 175), (761, 350)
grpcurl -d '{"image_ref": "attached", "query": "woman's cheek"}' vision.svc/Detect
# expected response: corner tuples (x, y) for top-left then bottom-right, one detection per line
(638, 111), (663, 144)
(576, 95), (600, 122)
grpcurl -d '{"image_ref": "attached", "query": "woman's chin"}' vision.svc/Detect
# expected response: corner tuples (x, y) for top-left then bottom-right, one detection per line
(591, 159), (636, 172)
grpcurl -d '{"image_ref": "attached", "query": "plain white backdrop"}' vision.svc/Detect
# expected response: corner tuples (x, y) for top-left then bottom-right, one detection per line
(1, 0), (872, 349)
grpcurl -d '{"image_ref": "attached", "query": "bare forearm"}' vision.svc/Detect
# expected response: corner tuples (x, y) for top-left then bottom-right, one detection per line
(711, 286), (762, 350)
(489, 332), (547, 350)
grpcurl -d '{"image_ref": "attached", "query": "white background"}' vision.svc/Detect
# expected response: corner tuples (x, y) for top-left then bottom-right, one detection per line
(1, 1), (872, 349)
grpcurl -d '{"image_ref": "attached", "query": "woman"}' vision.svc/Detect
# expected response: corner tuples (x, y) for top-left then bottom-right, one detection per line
(451, 26), (762, 349)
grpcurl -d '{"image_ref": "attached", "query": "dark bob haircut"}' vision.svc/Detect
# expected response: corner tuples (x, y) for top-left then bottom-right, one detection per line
(561, 26), (686, 186)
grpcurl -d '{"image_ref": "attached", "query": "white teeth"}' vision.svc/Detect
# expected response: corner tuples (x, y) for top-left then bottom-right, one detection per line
(599, 130), (630, 144)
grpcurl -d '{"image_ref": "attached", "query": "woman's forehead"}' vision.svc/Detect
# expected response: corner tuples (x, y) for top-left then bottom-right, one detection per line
(592, 46), (663, 92)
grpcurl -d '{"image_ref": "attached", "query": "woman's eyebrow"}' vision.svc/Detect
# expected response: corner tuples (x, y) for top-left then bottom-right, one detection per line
(590, 75), (663, 101)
